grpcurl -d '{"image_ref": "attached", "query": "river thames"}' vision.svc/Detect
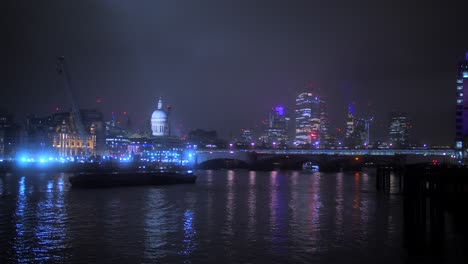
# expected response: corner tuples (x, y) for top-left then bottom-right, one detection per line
(0, 170), (463, 263)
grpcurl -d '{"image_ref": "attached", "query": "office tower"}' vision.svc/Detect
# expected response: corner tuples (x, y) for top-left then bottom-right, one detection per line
(456, 52), (468, 158)
(389, 112), (410, 148)
(294, 93), (328, 147)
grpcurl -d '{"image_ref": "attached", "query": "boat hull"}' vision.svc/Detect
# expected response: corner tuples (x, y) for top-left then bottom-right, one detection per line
(69, 171), (197, 188)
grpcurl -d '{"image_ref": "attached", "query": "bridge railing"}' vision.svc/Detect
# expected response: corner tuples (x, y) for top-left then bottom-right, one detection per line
(196, 149), (454, 156)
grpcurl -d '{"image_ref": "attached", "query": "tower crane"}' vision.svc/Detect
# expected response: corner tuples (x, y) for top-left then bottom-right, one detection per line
(56, 56), (89, 158)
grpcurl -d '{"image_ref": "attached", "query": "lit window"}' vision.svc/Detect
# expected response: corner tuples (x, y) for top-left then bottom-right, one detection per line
(458, 79), (463, 84)
(463, 71), (468, 78)
(458, 85), (463, 90)
(457, 99), (463, 104)
(456, 141), (463, 149)
(459, 93), (464, 97)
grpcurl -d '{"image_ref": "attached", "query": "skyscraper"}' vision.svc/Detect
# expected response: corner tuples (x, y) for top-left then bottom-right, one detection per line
(294, 93), (328, 147)
(389, 112), (410, 148)
(345, 106), (372, 148)
(261, 106), (289, 147)
(455, 52), (468, 159)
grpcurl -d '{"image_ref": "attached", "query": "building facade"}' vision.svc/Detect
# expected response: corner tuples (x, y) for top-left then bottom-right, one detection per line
(151, 98), (170, 137)
(294, 93), (328, 147)
(105, 118), (130, 158)
(345, 106), (372, 148)
(456, 52), (468, 159)
(388, 112), (410, 148)
(261, 106), (289, 147)
(53, 119), (97, 157)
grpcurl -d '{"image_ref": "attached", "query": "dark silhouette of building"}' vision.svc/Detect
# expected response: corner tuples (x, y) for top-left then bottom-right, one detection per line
(0, 108), (20, 159)
(187, 129), (225, 149)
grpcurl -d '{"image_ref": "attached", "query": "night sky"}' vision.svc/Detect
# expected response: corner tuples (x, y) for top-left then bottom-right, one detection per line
(3, 0), (468, 144)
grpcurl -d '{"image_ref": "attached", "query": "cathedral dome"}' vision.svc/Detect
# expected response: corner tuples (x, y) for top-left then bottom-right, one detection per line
(151, 109), (167, 120)
(151, 98), (168, 136)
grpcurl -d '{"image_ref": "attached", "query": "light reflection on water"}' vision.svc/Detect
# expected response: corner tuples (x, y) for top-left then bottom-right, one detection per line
(224, 170), (235, 237)
(0, 170), (409, 264)
(247, 171), (256, 234)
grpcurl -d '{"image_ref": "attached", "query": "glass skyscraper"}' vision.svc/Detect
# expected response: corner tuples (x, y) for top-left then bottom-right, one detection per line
(294, 93), (328, 147)
(388, 112), (409, 148)
(261, 106), (289, 147)
(345, 106), (372, 148)
(455, 52), (468, 159)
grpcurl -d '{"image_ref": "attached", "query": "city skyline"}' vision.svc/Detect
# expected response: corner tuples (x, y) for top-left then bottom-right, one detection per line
(3, 0), (468, 145)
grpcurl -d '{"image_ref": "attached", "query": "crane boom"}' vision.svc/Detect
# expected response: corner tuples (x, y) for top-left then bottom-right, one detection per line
(56, 56), (89, 157)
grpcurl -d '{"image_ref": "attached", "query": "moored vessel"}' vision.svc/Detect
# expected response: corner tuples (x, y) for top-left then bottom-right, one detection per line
(69, 170), (197, 188)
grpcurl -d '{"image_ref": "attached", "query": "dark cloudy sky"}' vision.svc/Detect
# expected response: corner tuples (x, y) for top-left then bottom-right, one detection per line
(2, 0), (468, 144)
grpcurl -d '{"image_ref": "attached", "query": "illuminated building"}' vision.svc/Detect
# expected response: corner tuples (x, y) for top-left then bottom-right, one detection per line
(262, 106), (289, 147)
(294, 93), (328, 147)
(456, 52), (468, 159)
(53, 117), (97, 157)
(105, 117), (130, 157)
(151, 97), (170, 137)
(345, 106), (355, 140)
(345, 106), (373, 148)
(388, 112), (410, 148)
(238, 129), (253, 147)
(24, 110), (104, 157)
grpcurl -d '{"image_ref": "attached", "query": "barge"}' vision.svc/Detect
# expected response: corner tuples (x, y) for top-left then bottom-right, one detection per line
(69, 170), (197, 188)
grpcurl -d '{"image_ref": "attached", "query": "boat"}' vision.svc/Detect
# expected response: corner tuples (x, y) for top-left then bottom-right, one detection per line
(302, 161), (320, 172)
(69, 170), (197, 188)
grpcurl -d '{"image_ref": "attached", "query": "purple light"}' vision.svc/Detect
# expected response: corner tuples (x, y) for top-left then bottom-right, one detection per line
(466, 52), (468, 61)
(275, 106), (284, 116)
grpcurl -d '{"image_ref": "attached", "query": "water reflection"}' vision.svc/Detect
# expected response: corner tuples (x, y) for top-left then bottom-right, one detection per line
(0, 170), (416, 263)
(179, 210), (197, 261)
(14, 176), (28, 262)
(0, 176), (3, 196)
(205, 170), (214, 229)
(34, 174), (67, 262)
(309, 172), (321, 230)
(144, 189), (167, 261)
(225, 170), (235, 236)
(289, 172), (299, 226)
(269, 171), (278, 230)
(335, 172), (344, 242)
(247, 171), (256, 233)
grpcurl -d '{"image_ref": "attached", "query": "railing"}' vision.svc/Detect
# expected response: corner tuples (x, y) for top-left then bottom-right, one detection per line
(196, 148), (454, 156)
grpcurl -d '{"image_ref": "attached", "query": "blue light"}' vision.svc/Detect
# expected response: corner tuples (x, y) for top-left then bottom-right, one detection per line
(187, 170), (193, 173)
(39, 158), (45, 163)
(275, 106), (284, 116)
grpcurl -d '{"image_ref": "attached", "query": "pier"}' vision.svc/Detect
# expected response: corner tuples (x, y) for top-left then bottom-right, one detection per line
(376, 164), (468, 258)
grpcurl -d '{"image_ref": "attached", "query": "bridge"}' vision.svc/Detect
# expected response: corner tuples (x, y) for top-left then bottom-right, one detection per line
(194, 148), (455, 169)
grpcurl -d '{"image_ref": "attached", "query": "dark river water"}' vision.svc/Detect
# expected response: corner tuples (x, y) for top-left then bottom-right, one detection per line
(0, 170), (463, 263)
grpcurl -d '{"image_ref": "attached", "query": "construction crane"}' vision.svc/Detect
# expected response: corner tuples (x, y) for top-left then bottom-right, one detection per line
(56, 56), (89, 158)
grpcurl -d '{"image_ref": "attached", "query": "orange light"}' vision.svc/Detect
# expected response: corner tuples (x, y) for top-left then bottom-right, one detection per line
(355, 157), (359, 161)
